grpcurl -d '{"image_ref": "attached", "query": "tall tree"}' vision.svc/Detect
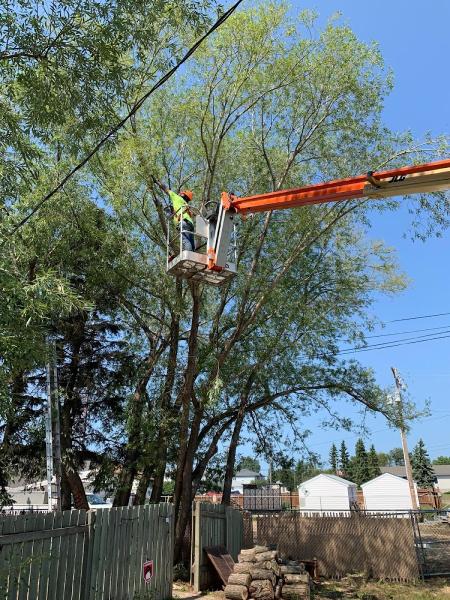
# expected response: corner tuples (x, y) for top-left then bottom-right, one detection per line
(237, 456), (261, 473)
(433, 456), (450, 465)
(368, 444), (381, 479)
(349, 439), (370, 486)
(411, 439), (435, 488)
(329, 444), (338, 474)
(339, 441), (350, 477)
(388, 448), (405, 466)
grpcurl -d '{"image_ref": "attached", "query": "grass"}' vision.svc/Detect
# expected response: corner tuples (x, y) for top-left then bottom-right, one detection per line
(313, 577), (450, 599)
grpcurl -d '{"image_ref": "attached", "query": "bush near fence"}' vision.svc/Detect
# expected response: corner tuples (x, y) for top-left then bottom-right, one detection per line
(244, 512), (420, 581)
(0, 503), (173, 600)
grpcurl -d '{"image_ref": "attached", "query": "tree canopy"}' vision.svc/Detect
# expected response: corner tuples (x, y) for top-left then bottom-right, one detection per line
(1, 1), (449, 562)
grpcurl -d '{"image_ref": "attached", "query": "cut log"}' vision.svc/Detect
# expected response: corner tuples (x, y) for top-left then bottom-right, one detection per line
(225, 584), (249, 600)
(280, 566), (305, 575)
(238, 553), (257, 563)
(264, 560), (281, 576)
(249, 569), (276, 586)
(253, 561), (269, 570)
(254, 550), (277, 561)
(281, 584), (309, 600)
(283, 574), (310, 584)
(253, 545), (269, 554)
(228, 573), (252, 587)
(240, 548), (257, 556)
(249, 579), (274, 600)
(233, 563), (252, 574)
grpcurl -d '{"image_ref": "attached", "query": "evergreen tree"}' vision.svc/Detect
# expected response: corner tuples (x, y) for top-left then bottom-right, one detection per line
(339, 441), (350, 477)
(329, 444), (338, 474)
(350, 439), (370, 486)
(368, 445), (381, 479)
(411, 439), (436, 487)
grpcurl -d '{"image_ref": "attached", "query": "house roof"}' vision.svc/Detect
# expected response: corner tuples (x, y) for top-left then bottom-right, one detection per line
(361, 472), (409, 487)
(381, 465), (450, 477)
(298, 473), (356, 488)
(234, 469), (263, 478)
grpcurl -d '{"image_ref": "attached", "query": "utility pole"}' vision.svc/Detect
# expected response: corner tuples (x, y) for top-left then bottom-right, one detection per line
(391, 367), (418, 511)
(46, 337), (62, 511)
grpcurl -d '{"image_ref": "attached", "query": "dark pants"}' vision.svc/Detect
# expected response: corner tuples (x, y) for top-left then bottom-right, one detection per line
(179, 219), (195, 252)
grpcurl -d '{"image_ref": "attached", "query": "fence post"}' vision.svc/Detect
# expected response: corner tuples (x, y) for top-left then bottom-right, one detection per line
(193, 502), (202, 592)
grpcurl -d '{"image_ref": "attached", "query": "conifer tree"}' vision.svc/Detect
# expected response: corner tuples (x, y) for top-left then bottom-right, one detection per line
(368, 444), (381, 479)
(329, 444), (338, 474)
(411, 439), (435, 487)
(339, 441), (350, 477)
(350, 438), (370, 486)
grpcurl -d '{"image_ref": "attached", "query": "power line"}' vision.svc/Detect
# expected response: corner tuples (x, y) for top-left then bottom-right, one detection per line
(1, 0), (244, 242)
(339, 331), (450, 355)
(387, 311), (450, 323)
(364, 324), (450, 340)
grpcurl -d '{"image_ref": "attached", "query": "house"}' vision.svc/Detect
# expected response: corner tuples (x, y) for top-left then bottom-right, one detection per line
(298, 474), (357, 512)
(362, 472), (419, 513)
(231, 469), (264, 492)
(380, 465), (450, 491)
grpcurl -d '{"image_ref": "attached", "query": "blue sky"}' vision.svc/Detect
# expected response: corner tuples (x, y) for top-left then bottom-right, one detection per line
(244, 0), (450, 470)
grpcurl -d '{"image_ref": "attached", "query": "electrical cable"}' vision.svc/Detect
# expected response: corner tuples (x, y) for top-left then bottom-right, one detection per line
(364, 324), (450, 340)
(1, 0), (244, 242)
(387, 311), (450, 323)
(339, 331), (450, 355)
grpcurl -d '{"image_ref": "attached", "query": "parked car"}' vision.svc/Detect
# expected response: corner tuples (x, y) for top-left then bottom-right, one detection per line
(86, 493), (112, 509)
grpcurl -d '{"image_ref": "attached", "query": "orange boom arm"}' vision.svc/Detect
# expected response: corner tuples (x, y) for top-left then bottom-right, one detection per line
(221, 159), (450, 214)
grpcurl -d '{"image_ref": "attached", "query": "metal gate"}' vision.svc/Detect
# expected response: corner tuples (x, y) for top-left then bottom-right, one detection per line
(411, 510), (450, 577)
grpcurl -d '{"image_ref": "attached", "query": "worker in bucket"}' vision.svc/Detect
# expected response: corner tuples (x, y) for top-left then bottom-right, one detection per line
(152, 176), (195, 252)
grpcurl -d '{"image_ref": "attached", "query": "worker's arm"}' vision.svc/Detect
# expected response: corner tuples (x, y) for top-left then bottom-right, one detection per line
(151, 175), (169, 194)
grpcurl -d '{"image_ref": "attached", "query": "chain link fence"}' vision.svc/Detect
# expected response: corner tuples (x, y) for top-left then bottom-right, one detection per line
(243, 509), (450, 581)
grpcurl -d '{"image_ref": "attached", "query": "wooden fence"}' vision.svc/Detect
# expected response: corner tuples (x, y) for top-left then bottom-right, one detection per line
(0, 503), (173, 600)
(245, 512), (420, 581)
(191, 502), (243, 591)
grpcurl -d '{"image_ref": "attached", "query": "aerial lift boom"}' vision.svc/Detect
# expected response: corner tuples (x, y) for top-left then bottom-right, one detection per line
(166, 158), (450, 284)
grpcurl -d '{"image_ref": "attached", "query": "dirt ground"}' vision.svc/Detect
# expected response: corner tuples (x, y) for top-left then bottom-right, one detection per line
(173, 578), (450, 600)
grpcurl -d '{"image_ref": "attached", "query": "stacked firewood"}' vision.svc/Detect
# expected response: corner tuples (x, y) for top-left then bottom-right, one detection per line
(224, 546), (311, 600)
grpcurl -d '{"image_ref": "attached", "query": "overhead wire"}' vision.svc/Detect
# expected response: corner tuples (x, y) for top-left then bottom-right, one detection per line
(339, 331), (450, 354)
(1, 0), (244, 243)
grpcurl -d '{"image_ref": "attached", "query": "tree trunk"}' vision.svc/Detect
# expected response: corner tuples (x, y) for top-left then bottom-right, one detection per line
(64, 463), (89, 510)
(133, 463), (154, 505)
(222, 374), (255, 505)
(113, 466), (135, 507)
(221, 409), (245, 506)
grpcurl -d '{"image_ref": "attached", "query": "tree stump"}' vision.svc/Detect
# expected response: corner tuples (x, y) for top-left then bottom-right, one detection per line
(228, 573), (252, 587)
(249, 579), (274, 600)
(224, 584), (249, 600)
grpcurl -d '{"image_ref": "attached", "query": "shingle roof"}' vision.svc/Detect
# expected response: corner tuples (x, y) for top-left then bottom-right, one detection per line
(381, 465), (450, 477)
(234, 469), (263, 478)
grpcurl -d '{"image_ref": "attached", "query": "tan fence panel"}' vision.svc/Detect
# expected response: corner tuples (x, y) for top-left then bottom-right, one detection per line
(251, 513), (419, 581)
(192, 502), (243, 591)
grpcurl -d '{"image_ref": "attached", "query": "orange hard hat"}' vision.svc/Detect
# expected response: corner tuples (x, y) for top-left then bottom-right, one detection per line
(180, 189), (193, 202)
